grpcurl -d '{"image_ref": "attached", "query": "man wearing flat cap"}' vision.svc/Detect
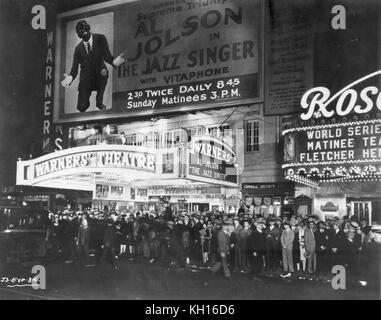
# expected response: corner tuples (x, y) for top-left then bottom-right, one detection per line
(210, 220), (233, 277)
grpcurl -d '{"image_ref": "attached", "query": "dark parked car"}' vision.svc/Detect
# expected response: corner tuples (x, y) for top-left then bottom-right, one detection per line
(0, 205), (49, 263)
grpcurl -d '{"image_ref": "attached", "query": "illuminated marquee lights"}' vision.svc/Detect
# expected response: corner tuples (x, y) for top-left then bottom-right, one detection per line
(349, 165), (361, 175)
(320, 175), (381, 183)
(282, 118), (381, 136)
(284, 165), (381, 181)
(282, 158), (381, 168)
(309, 167), (320, 175)
(285, 174), (320, 189)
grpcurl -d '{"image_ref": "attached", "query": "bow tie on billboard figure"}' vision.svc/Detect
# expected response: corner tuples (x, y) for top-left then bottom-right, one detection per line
(61, 20), (125, 112)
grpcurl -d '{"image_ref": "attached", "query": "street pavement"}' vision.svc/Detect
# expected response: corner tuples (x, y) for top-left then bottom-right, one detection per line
(0, 257), (379, 300)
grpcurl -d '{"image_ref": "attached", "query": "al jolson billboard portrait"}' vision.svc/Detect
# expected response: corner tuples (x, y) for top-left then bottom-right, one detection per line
(54, 0), (263, 123)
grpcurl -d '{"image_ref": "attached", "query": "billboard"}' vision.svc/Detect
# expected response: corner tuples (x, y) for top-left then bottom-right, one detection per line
(54, 0), (263, 123)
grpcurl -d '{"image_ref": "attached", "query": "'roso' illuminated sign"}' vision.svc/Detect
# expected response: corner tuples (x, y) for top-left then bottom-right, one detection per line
(283, 70), (381, 185)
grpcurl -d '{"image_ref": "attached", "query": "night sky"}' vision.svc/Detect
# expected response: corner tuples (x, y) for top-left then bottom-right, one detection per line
(0, 0), (106, 188)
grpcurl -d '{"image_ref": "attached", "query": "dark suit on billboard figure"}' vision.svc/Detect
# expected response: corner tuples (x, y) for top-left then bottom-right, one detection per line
(61, 20), (125, 112)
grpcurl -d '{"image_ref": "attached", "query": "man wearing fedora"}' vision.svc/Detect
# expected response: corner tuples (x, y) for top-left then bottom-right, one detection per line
(187, 213), (202, 264)
(99, 218), (118, 269)
(164, 220), (186, 268)
(315, 221), (330, 277)
(210, 219), (234, 278)
(249, 218), (267, 281)
(328, 219), (345, 267)
(265, 217), (281, 272)
(342, 220), (362, 281)
(280, 221), (295, 278)
(230, 216), (243, 272)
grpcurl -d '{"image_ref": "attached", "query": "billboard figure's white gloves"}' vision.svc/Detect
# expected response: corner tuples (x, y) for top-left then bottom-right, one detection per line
(113, 53), (125, 67)
(61, 73), (73, 88)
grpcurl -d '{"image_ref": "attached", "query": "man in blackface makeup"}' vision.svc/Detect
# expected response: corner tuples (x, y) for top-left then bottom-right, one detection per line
(61, 20), (125, 112)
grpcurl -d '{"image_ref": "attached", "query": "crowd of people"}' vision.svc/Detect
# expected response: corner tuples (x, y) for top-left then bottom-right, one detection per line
(45, 208), (380, 287)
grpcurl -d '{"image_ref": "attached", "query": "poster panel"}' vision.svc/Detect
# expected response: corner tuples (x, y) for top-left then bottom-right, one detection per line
(264, 0), (314, 115)
(94, 184), (125, 200)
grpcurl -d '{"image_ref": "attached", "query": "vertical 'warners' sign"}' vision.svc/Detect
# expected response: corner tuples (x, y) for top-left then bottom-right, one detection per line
(43, 6), (67, 154)
(54, 0), (262, 123)
(188, 136), (237, 187)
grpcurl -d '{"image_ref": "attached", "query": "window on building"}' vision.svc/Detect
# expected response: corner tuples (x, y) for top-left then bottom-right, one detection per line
(154, 132), (160, 149)
(188, 127), (198, 141)
(207, 124), (230, 139)
(173, 130), (182, 147)
(162, 131), (173, 148)
(144, 132), (153, 148)
(162, 153), (174, 173)
(125, 134), (135, 146)
(196, 126), (207, 137)
(246, 120), (260, 152)
(136, 134), (144, 146)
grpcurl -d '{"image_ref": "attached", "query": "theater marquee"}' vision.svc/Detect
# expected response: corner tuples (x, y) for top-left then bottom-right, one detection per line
(16, 142), (238, 191)
(16, 145), (179, 191)
(54, 0), (263, 123)
(282, 70), (381, 186)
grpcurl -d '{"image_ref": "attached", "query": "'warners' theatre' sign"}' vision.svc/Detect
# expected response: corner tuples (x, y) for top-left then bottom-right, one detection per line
(34, 150), (156, 178)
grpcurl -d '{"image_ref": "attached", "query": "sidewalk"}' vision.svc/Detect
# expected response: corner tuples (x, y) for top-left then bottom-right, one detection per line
(0, 257), (379, 300)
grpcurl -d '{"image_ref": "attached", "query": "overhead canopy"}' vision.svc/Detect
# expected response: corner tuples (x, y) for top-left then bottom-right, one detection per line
(315, 181), (381, 198)
(16, 143), (238, 191)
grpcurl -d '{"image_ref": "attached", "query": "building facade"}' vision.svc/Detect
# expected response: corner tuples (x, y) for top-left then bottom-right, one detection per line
(10, 0), (381, 222)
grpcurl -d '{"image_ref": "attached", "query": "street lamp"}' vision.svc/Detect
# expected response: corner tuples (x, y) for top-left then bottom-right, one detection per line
(284, 193), (289, 205)
(234, 162), (241, 212)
